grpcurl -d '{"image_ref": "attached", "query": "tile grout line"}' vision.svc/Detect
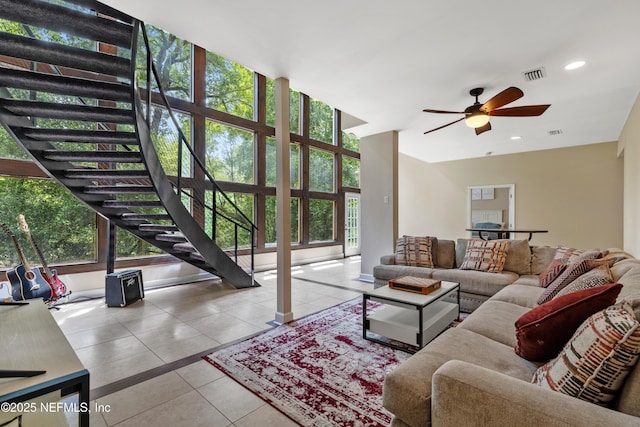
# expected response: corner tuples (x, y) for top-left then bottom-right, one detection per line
(87, 267), (368, 400)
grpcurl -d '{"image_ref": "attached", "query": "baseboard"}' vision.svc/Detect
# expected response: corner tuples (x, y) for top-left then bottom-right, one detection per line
(359, 273), (374, 283)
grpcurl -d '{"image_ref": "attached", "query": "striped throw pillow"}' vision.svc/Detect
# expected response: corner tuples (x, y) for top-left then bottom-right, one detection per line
(537, 258), (615, 304)
(531, 301), (640, 406)
(459, 239), (510, 273)
(394, 236), (438, 268)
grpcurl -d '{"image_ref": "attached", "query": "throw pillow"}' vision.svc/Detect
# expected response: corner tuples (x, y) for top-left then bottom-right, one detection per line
(394, 235), (438, 268)
(538, 259), (567, 288)
(514, 283), (622, 362)
(538, 247), (601, 287)
(537, 258), (615, 305)
(554, 264), (614, 298)
(459, 239), (510, 273)
(531, 301), (640, 406)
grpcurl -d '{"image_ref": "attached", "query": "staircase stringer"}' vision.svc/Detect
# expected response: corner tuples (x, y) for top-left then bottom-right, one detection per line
(132, 91), (257, 289)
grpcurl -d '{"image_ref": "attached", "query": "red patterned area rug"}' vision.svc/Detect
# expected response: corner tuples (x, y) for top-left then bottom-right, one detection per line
(203, 298), (410, 426)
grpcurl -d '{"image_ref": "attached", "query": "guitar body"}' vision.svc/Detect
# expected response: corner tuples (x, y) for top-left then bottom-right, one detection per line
(43, 268), (69, 300)
(6, 267), (24, 301)
(7, 264), (51, 301)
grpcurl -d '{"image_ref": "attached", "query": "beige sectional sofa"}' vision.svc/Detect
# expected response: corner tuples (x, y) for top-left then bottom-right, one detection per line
(381, 247), (640, 427)
(373, 238), (548, 313)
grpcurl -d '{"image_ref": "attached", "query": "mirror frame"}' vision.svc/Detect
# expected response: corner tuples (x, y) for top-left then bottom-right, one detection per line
(467, 184), (515, 237)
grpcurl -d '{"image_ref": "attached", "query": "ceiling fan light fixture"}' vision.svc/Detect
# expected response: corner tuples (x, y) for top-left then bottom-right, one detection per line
(564, 60), (585, 70)
(465, 111), (490, 128)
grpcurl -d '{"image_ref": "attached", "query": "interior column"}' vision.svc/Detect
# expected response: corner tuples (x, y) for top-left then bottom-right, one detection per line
(274, 77), (293, 324)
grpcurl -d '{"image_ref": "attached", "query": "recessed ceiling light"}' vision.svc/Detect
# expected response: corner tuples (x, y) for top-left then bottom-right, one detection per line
(510, 136), (522, 140)
(564, 60), (586, 70)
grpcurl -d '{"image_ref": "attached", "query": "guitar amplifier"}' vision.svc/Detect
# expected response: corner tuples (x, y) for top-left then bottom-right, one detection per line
(105, 269), (144, 307)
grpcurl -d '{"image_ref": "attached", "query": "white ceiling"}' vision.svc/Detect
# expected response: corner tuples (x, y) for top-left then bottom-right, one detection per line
(101, 0), (640, 163)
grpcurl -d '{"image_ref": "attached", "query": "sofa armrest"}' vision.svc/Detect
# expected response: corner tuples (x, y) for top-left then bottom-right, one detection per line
(380, 254), (396, 265)
(432, 360), (639, 427)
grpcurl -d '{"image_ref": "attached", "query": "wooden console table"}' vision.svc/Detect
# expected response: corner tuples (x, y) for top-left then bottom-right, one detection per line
(466, 228), (548, 242)
(0, 302), (89, 427)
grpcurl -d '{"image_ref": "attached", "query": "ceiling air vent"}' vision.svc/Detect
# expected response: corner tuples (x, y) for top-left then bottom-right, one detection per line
(548, 129), (563, 136)
(522, 67), (546, 82)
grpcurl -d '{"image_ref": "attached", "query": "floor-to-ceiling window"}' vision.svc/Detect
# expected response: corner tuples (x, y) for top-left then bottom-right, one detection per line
(0, 21), (360, 276)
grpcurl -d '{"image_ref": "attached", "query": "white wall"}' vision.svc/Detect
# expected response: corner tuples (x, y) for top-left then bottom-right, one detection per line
(398, 141), (624, 251)
(360, 131), (398, 280)
(618, 92), (640, 256)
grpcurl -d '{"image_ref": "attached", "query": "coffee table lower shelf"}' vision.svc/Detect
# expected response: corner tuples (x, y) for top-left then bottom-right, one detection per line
(365, 301), (458, 351)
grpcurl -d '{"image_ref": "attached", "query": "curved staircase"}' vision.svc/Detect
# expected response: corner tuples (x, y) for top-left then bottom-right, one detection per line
(0, 0), (258, 288)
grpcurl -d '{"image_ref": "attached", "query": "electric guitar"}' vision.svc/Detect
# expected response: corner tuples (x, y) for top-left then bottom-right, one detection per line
(17, 215), (69, 301)
(1, 223), (51, 301)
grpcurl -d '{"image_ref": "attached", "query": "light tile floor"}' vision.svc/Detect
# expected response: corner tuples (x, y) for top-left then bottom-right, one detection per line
(51, 256), (369, 426)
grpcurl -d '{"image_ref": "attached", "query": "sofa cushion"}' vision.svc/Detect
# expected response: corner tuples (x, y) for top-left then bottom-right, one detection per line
(458, 300), (530, 348)
(431, 268), (518, 298)
(395, 235), (438, 267)
(531, 301), (640, 406)
(611, 258), (640, 281)
(531, 246), (557, 275)
(379, 254), (396, 265)
(383, 327), (538, 427)
(459, 239), (510, 273)
(512, 275), (542, 287)
(514, 283), (623, 362)
(537, 258), (615, 304)
(455, 238), (470, 268)
(616, 265), (640, 320)
(554, 264), (613, 298)
(435, 239), (455, 269)
(502, 239), (532, 275)
(372, 264), (436, 282)
(492, 283), (545, 308)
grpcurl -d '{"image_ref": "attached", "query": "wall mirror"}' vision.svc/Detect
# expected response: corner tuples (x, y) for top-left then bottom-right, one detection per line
(468, 184), (515, 237)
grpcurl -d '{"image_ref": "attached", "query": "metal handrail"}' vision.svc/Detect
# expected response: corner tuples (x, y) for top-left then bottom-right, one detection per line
(132, 21), (256, 273)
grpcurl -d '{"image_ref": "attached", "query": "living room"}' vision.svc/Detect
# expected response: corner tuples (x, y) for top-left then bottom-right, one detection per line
(2, 0), (640, 426)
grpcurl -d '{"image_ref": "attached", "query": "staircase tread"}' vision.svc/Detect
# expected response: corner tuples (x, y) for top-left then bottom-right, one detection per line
(0, 32), (131, 78)
(0, 68), (132, 102)
(0, 0), (135, 47)
(0, 99), (134, 123)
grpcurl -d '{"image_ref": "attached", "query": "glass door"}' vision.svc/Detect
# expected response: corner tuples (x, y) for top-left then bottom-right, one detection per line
(344, 193), (361, 256)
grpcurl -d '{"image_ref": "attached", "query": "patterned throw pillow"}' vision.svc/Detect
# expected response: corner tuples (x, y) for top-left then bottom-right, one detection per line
(514, 283), (622, 362)
(459, 239), (511, 273)
(537, 258), (615, 304)
(554, 264), (614, 298)
(532, 301), (640, 406)
(538, 259), (567, 288)
(538, 247), (600, 287)
(394, 236), (438, 268)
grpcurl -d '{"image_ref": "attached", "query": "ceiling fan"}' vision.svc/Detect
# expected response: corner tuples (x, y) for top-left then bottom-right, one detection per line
(423, 87), (550, 136)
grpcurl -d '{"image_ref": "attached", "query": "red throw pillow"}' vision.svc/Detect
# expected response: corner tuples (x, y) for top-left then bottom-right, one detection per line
(514, 282), (622, 362)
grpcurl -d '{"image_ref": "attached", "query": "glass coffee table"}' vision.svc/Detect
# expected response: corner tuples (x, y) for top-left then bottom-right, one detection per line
(363, 280), (460, 353)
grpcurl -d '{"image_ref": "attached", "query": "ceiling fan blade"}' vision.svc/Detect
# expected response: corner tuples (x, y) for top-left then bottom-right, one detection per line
(489, 105), (551, 117)
(424, 117), (465, 134)
(480, 87), (524, 112)
(423, 109), (466, 114)
(475, 122), (491, 135)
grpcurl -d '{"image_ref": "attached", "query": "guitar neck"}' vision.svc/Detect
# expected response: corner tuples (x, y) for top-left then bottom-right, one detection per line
(25, 232), (53, 278)
(1, 225), (32, 270)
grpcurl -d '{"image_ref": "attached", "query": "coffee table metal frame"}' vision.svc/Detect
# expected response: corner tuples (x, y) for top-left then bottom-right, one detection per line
(363, 281), (460, 353)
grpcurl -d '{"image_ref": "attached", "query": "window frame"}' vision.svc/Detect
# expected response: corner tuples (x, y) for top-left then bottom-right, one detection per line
(0, 41), (361, 276)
